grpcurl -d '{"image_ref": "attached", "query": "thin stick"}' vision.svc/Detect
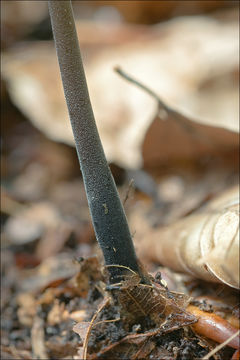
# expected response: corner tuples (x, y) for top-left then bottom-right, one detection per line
(93, 317), (121, 327)
(123, 179), (135, 206)
(114, 66), (170, 114)
(105, 264), (138, 276)
(83, 297), (110, 360)
(115, 66), (214, 145)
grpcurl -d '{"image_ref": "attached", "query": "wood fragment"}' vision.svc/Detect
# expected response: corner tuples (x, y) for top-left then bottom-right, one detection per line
(187, 305), (240, 349)
(31, 316), (49, 359)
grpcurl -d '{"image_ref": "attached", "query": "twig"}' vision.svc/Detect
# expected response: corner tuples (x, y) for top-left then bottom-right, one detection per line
(83, 297), (110, 360)
(93, 317), (121, 327)
(114, 66), (214, 145)
(114, 66), (170, 116)
(123, 178), (135, 206)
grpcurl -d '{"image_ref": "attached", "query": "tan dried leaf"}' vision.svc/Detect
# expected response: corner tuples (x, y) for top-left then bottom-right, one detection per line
(2, 16), (238, 169)
(4, 202), (61, 245)
(73, 321), (90, 344)
(72, 256), (103, 298)
(135, 186), (239, 289)
(111, 270), (196, 332)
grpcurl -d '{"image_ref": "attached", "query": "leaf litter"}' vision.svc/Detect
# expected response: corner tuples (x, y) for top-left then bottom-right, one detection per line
(1, 5), (239, 360)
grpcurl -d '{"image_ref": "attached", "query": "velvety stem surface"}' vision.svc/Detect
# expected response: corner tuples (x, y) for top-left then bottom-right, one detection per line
(48, 0), (141, 282)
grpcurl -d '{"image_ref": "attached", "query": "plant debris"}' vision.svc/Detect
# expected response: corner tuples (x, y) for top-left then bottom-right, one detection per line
(1, 4), (239, 359)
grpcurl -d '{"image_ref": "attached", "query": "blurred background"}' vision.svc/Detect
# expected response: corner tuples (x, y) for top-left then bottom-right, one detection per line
(1, 0), (239, 282)
(1, 0), (239, 267)
(1, 1), (238, 49)
(1, 2), (239, 357)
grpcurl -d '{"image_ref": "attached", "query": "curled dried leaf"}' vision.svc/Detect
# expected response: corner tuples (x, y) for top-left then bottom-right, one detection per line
(138, 186), (239, 289)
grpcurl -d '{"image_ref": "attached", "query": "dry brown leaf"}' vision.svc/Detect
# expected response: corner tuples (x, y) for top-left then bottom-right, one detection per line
(73, 321), (91, 345)
(71, 256), (104, 298)
(112, 270), (196, 331)
(142, 107), (239, 168)
(134, 186), (239, 289)
(2, 15), (238, 169)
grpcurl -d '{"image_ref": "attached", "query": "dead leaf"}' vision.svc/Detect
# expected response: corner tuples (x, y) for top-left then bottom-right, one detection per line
(2, 15), (238, 169)
(133, 186), (239, 289)
(113, 272), (196, 332)
(4, 202), (61, 245)
(71, 256), (104, 298)
(73, 322), (91, 345)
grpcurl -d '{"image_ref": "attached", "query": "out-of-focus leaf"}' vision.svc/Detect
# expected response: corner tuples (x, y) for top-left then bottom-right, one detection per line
(19, 253), (79, 292)
(73, 321), (90, 344)
(1, 1), (48, 48)
(4, 202), (61, 245)
(90, 1), (237, 24)
(2, 16), (238, 169)
(72, 256), (104, 298)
